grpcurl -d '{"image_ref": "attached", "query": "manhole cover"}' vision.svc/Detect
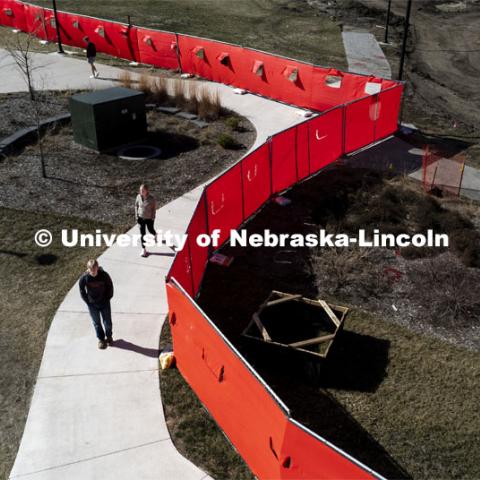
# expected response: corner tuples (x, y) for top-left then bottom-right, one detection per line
(117, 145), (161, 161)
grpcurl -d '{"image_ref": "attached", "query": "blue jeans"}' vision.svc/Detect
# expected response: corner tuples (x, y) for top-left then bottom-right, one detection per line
(87, 302), (112, 340)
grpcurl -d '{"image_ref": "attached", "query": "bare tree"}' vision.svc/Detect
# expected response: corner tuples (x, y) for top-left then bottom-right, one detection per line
(6, 32), (47, 178)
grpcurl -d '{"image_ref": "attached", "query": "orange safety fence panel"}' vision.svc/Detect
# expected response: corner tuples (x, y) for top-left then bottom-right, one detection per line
(186, 191), (209, 296)
(177, 34), (243, 85)
(167, 281), (289, 480)
(374, 85), (403, 141)
(241, 143), (271, 219)
(205, 163), (243, 246)
(271, 126), (298, 193)
(280, 419), (379, 480)
(344, 95), (378, 154)
(310, 68), (385, 111)
(166, 241), (193, 297)
(136, 28), (179, 70)
(23, 3), (47, 40)
(296, 121), (310, 181)
(308, 107), (344, 174)
(0, 0), (26, 30)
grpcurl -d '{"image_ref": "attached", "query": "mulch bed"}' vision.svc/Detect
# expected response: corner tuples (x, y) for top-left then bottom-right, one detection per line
(0, 92), (255, 227)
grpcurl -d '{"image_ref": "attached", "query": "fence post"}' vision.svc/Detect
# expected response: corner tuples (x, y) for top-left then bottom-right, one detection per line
(268, 136), (273, 196)
(175, 33), (183, 73)
(203, 191), (212, 257)
(294, 126), (299, 181)
(239, 160), (246, 222)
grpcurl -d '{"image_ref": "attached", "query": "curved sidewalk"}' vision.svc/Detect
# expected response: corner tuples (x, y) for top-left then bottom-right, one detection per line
(6, 51), (306, 479)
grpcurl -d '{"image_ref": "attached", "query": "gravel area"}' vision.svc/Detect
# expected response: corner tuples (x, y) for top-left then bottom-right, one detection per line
(0, 92), (71, 139)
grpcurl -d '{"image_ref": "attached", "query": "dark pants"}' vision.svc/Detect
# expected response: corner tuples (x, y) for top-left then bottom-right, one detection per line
(138, 217), (156, 248)
(87, 302), (112, 340)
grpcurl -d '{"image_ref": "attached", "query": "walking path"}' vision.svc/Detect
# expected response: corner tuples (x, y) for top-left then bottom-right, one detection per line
(4, 50), (305, 479)
(342, 29), (392, 79)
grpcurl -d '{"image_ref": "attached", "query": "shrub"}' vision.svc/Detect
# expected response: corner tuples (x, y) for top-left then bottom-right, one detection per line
(217, 133), (239, 150)
(226, 116), (241, 131)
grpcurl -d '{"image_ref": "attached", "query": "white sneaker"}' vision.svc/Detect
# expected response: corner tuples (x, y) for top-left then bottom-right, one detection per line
(89, 74), (95, 78)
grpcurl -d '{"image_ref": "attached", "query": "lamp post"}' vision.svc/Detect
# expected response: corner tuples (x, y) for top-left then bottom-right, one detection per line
(52, 0), (64, 54)
(398, 0), (412, 80)
(384, 0), (392, 44)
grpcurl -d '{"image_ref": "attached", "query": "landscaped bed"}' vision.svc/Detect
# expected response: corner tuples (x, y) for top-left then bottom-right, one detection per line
(192, 164), (480, 479)
(0, 90), (254, 226)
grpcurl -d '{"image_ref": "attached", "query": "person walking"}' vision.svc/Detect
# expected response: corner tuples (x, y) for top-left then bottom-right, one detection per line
(79, 259), (114, 349)
(135, 184), (157, 257)
(85, 37), (99, 78)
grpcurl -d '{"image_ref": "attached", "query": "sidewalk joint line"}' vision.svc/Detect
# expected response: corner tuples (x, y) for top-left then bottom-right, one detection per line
(38, 368), (159, 379)
(9, 438), (171, 478)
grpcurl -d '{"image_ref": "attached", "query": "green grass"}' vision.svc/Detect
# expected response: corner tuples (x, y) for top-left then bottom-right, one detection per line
(0, 207), (116, 479)
(324, 309), (480, 479)
(25, 0), (346, 69)
(159, 320), (254, 480)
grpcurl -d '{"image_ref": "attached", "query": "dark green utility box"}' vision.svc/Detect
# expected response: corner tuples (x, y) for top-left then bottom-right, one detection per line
(70, 87), (146, 151)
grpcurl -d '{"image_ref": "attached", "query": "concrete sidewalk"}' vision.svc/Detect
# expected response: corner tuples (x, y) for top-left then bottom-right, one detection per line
(5, 51), (305, 479)
(342, 30), (392, 79)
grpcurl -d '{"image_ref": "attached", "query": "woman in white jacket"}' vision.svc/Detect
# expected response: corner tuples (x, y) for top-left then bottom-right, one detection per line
(135, 184), (157, 257)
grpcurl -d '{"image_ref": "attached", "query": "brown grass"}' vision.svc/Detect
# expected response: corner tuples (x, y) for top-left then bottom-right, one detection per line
(0, 208), (115, 479)
(138, 73), (153, 96)
(151, 76), (168, 105)
(198, 87), (221, 121)
(118, 70), (134, 89)
(185, 81), (199, 114)
(173, 79), (188, 110)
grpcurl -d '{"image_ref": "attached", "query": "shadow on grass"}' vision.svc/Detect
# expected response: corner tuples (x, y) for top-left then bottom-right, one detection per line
(0, 249), (28, 258)
(36, 253), (58, 265)
(239, 330), (408, 479)
(320, 330), (390, 393)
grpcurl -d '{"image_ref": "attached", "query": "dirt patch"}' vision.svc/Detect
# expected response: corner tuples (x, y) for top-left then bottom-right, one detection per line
(0, 92), (254, 226)
(197, 164), (480, 479)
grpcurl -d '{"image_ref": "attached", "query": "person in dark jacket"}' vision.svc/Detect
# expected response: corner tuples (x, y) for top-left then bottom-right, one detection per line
(85, 37), (99, 78)
(79, 259), (114, 349)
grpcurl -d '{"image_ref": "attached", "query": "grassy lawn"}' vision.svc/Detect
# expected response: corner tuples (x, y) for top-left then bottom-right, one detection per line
(0, 207), (116, 479)
(322, 309), (480, 479)
(19, 0), (346, 69)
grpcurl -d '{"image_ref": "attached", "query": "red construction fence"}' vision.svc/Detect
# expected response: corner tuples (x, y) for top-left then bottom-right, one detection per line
(0, 2), (402, 478)
(1, 1), (402, 113)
